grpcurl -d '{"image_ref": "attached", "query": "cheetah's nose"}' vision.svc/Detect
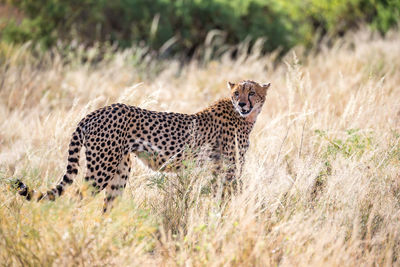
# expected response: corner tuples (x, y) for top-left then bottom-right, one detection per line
(238, 102), (246, 108)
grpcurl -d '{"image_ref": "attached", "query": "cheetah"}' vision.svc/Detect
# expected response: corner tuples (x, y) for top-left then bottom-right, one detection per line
(15, 80), (271, 211)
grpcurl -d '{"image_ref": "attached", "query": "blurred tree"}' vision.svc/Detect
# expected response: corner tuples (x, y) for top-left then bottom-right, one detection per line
(1, 0), (399, 56)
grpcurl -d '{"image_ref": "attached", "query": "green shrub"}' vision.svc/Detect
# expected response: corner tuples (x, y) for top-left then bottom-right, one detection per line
(0, 0), (303, 54)
(1, 0), (399, 56)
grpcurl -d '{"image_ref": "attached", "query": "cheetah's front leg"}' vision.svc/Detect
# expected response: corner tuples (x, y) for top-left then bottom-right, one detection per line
(209, 145), (240, 197)
(220, 143), (244, 196)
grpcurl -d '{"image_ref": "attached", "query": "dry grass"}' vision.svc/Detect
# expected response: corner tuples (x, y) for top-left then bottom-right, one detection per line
(1, 29), (400, 266)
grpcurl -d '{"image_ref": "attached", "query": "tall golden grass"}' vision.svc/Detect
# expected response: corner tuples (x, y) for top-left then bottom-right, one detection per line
(1, 29), (400, 266)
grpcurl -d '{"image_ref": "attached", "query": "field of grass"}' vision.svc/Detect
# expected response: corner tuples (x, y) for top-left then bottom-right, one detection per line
(1, 29), (400, 266)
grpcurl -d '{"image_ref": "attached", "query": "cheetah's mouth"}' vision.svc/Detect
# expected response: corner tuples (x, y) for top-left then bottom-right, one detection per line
(238, 108), (252, 116)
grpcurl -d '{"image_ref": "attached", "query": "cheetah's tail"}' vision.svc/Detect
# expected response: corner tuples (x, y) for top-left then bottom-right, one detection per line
(14, 128), (83, 202)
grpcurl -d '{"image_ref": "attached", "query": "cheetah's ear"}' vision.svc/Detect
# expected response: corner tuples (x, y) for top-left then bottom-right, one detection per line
(227, 82), (235, 90)
(261, 83), (271, 91)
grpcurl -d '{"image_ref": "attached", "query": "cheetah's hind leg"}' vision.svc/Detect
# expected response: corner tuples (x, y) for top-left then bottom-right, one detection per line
(103, 154), (131, 213)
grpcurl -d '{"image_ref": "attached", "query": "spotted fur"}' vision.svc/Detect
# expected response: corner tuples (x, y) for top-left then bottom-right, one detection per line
(15, 80), (270, 211)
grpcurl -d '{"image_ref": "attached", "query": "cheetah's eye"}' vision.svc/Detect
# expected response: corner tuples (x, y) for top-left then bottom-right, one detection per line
(249, 91), (255, 96)
(234, 91), (239, 97)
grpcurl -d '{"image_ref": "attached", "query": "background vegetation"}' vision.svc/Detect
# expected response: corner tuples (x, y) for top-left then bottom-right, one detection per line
(0, 28), (400, 265)
(1, 0), (400, 56)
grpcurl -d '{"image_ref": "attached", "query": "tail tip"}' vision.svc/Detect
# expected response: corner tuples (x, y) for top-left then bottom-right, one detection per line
(10, 178), (32, 200)
(11, 178), (26, 190)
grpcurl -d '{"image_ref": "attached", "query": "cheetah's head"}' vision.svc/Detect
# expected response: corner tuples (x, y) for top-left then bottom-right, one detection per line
(228, 80), (271, 118)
